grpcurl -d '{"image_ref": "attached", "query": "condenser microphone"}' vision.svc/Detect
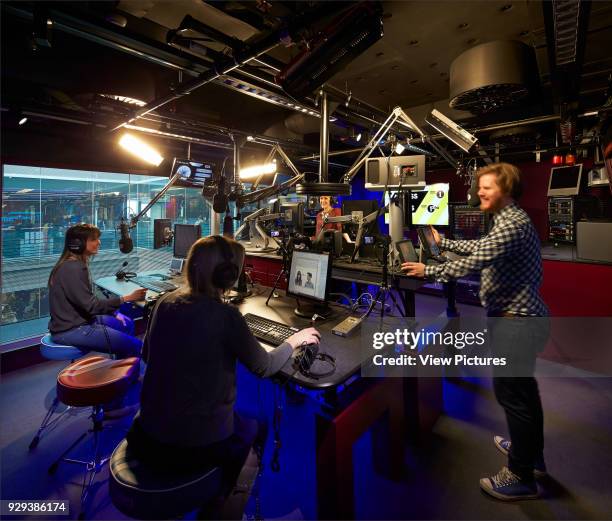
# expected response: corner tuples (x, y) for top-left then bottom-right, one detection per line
(118, 220), (134, 254)
(467, 180), (480, 207)
(223, 213), (234, 237)
(213, 176), (228, 213)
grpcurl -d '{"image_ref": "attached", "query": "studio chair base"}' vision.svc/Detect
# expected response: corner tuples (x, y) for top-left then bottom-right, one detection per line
(49, 356), (139, 519)
(29, 334), (85, 450)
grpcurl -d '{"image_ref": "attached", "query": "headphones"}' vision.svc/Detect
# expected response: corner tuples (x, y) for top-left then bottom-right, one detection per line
(320, 195), (338, 207)
(66, 225), (89, 254)
(211, 235), (239, 289)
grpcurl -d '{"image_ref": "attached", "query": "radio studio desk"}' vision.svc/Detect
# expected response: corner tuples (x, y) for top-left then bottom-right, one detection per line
(95, 261), (448, 518)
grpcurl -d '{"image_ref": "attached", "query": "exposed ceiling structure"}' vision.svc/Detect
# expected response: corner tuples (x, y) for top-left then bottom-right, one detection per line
(2, 0), (611, 177)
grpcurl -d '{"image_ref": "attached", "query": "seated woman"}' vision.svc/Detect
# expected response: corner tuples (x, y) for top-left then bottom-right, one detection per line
(48, 223), (145, 358)
(127, 235), (320, 493)
(314, 195), (342, 239)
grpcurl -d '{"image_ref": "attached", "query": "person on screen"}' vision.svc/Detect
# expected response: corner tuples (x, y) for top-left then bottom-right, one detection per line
(314, 195), (342, 238)
(48, 223), (145, 358)
(128, 235), (320, 500)
(401, 163), (549, 501)
(295, 270), (303, 287)
(304, 272), (314, 289)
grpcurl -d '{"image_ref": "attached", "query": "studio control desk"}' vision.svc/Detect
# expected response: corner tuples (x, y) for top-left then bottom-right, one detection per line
(95, 274), (446, 517)
(243, 250), (458, 317)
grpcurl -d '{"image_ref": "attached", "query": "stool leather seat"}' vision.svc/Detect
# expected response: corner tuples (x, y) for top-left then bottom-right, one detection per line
(40, 334), (83, 361)
(57, 356), (139, 407)
(109, 438), (223, 519)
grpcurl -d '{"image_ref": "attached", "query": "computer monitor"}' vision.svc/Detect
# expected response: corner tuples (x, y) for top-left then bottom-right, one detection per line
(409, 183), (450, 226)
(280, 202), (304, 233)
(365, 155), (426, 190)
(287, 250), (332, 317)
(173, 224), (201, 258)
(171, 158), (215, 188)
(547, 164), (583, 196)
(153, 219), (172, 249)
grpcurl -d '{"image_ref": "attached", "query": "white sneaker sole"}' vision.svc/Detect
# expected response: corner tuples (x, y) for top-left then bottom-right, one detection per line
(480, 478), (540, 501)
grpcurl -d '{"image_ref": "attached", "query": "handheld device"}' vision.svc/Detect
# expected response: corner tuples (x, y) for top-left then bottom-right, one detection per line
(332, 316), (363, 337)
(417, 226), (446, 262)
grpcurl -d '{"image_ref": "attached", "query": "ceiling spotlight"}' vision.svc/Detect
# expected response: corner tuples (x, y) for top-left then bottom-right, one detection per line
(18, 117), (28, 125)
(239, 162), (277, 179)
(119, 133), (164, 166)
(356, 132), (362, 142)
(395, 142), (405, 155)
(246, 135), (255, 141)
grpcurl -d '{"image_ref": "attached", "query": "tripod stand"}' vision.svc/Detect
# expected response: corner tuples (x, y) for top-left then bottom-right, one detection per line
(266, 234), (292, 306)
(364, 235), (403, 323)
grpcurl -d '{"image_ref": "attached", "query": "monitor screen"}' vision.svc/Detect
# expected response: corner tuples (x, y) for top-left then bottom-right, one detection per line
(548, 164), (583, 196)
(287, 251), (330, 303)
(173, 224), (201, 258)
(171, 158), (215, 188)
(409, 183), (449, 226)
(280, 202), (304, 232)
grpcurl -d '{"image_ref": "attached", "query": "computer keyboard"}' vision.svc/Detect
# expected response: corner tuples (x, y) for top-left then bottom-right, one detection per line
(132, 277), (178, 293)
(244, 313), (299, 347)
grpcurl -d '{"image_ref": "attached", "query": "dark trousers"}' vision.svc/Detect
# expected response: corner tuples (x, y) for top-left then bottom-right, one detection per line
(127, 412), (261, 496)
(489, 315), (549, 481)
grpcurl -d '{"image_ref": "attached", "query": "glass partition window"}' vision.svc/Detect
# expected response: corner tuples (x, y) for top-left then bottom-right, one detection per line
(1, 164), (212, 345)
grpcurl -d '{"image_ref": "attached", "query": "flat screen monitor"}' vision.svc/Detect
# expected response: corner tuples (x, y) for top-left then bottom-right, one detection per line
(173, 224), (201, 258)
(409, 183), (450, 226)
(171, 158), (215, 188)
(280, 202), (304, 233)
(548, 164), (583, 196)
(365, 155), (426, 191)
(287, 250), (331, 303)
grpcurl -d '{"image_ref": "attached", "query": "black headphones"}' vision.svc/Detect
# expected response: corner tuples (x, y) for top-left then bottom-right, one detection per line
(211, 235), (239, 289)
(320, 195), (338, 207)
(66, 225), (88, 254)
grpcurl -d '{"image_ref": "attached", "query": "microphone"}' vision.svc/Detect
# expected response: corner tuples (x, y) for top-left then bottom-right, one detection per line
(223, 213), (234, 237)
(213, 176), (228, 213)
(119, 220), (134, 254)
(467, 180), (480, 207)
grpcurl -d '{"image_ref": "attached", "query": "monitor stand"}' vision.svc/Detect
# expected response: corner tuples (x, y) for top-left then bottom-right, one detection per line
(294, 298), (332, 320)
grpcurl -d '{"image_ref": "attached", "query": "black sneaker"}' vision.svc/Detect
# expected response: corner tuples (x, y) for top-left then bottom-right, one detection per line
(480, 466), (539, 501)
(494, 436), (547, 477)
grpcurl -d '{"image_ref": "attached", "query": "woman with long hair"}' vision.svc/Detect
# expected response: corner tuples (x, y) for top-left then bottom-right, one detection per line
(48, 223), (145, 358)
(128, 235), (320, 495)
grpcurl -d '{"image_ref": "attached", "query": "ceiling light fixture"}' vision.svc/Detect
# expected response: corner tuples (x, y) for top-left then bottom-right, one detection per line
(239, 162), (277, 179)
(18, 117), (28, 125)
(119, 133), (164, 166)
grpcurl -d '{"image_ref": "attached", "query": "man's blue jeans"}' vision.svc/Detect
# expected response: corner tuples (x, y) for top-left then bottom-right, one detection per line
(52, 314), (142, 359)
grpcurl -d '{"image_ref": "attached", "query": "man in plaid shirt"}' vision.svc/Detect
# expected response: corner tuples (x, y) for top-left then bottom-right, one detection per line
(402, 162), (549, 501)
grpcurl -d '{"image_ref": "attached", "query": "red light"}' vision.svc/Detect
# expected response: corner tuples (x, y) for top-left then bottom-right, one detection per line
(552, 155), (564, 165)
(565, 153), (576, 165)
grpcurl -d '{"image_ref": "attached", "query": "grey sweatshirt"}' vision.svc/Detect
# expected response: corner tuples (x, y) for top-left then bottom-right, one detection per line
(48, 259), (122, 334)
(139, 291), (293, 447)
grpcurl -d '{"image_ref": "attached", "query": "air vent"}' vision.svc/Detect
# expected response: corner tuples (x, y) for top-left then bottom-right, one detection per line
(449, 40), (539, 114)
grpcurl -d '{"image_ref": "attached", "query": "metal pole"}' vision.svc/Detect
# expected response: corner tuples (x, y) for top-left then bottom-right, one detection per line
(319, 90), (329, 183)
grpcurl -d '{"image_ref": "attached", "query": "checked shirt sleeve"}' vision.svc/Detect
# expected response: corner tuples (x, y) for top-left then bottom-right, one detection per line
(439, 237), (482, 255)
(426, 223), (524, 283)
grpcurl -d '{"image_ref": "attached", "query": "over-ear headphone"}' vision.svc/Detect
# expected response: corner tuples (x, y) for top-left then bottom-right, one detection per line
(66, 225), (88, 254)
(211, 235), (239, 289)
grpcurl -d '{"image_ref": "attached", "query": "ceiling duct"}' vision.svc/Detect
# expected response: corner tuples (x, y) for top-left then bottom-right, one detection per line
(276, 2), (384, 99)
(449, 40), (539, 115)
(552, 0), (581, 66)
